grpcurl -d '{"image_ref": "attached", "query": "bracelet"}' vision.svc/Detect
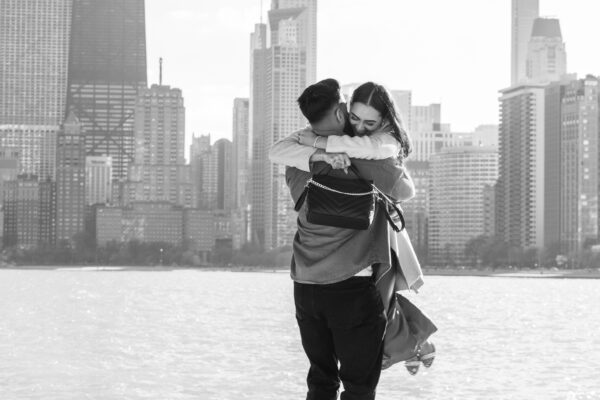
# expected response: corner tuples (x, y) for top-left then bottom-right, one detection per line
(313, 136), (320, 148)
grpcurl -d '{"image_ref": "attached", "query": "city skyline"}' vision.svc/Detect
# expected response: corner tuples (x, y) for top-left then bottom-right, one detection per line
(1, 0), (600, 263)
(146, 0), (600, 150)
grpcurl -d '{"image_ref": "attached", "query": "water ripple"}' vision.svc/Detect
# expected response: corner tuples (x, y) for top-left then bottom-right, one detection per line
(0, 270), (598, 399)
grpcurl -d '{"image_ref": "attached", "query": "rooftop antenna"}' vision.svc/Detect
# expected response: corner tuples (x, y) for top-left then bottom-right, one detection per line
(159, 57), (163, 85)
(260, 0), (263, 23)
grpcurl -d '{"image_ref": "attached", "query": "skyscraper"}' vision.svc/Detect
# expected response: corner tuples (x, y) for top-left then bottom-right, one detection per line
(214, 139), (234, 211)
(391, 90), (412, 131)
(56, 112), (86, 243)
(271, 0), (317, 84)
(249, 22), (269, 246)
(526, 18), (567, 84)
(190, 135), (217, 210)
(232, 98), (249, 210)
(126, 84), (194, 207)
(0, 126), (57, 180)
(85, 155), (112, 206)
(233, 98), (250, 247)
(0, 0), (71, 180)
(511, 0), (539, 85)
(250, 0), (317, 249)
(190, 137), (234, 211)
(66, 0), (147, 180)
(429, 147), (498, 265)
(0, 147), (20, 207)
(3, 175), (55, 248)
(558, 77), (599, 258)
(0, 0), (71, 125)
(496, 84), (547, 249)
(410, 104), (442, 133)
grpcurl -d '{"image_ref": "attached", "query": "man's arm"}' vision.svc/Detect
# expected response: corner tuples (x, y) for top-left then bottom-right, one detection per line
(269, 128), (317, 172)
(269, 128), (351, 172)
(285, 166), (311, 203)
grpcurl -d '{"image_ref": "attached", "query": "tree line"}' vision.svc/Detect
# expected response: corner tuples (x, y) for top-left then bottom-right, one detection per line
(3, 232), (597, 269)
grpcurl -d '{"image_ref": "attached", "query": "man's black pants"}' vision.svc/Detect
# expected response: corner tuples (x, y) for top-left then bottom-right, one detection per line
(294, 276), (387, 400)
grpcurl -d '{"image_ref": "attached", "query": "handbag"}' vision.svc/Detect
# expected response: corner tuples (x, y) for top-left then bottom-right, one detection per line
(294, 164), (405, 231)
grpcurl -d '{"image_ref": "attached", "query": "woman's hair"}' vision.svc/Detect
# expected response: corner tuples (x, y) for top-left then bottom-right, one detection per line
(350, 82), (412, 159)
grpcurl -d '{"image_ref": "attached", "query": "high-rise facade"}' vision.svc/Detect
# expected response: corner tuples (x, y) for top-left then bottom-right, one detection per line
(526, 18), (567, 84)
(405, 126), (477, 263)
(511, 0), (539, 85)
(559, 77), (600, 257)
(250, 0), (317, 249)
(66, 0), (147, 180)
(0, 126), (57, 180)
(85, 155), (112, 206)
(233, 98), (250, 246)
(429, 147), (498, 265)
(496, 84), (547, 249)
(191, 135), (217, 210)
(0, 148), (20, 207)
(56, 112), (86, 243)
(410, 104), (441, 133)
(134, 85), (185, 166)
(0, 0), (71, 125)
(0, 0), (71, 180)
(126, 84), (194, 207)
(249, 22), (269, 246)
(391, 90), (412, 131)
(232, 98), (250, 210)
(473, 124), (499, 147)
(214, 139), (234, 211)
(410, 130), (473, 163)
(190, 137), (234, 211)
(3, 175), (55, 248)
(271, 0), (317, 84)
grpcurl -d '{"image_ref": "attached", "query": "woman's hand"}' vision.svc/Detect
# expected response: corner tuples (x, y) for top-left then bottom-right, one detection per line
(324, 152), (351, 171)
(299, 130), (323, 148)
(310, 150), (350, 171)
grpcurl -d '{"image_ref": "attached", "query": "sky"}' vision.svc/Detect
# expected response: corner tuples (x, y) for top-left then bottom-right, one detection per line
(145, 0), (600, 149)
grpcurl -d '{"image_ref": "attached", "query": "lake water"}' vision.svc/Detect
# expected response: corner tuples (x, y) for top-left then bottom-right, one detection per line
(0, 269), (599, 400)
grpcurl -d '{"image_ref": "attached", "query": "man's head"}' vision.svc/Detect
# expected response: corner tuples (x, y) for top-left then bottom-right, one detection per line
(297, 78), (347, 134)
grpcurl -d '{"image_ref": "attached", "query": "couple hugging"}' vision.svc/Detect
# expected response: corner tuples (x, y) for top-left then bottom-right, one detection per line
(269, 79), (437, 400)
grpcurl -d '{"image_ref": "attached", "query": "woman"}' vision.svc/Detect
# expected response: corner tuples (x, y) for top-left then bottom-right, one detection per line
(297, 81), (437, 374)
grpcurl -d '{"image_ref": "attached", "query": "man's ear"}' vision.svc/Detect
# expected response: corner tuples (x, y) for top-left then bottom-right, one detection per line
(335, 107), (344, 122)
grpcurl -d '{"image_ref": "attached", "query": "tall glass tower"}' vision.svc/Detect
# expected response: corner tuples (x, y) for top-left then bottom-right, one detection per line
(250, 0), (317, 250)
(511, 0), (539, 85)
(0, 0), (72, 180)
(66, 0), (147, 180)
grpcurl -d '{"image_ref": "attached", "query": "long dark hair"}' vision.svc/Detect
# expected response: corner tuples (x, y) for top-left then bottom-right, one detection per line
(350, 82), (412, 159)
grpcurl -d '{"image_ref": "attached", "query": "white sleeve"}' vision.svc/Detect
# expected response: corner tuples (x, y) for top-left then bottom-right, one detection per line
(268, 128), (317, 172)
(325, 131), (400, 159)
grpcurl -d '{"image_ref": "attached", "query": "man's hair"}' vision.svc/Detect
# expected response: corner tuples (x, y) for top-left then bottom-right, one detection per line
(297, 78), (341, 123)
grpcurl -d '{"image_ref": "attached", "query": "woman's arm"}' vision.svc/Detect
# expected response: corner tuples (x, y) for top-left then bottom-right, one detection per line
(269, 128), (351, 171)
(299, 130), (400, 160)
(392, 166), (415, 202)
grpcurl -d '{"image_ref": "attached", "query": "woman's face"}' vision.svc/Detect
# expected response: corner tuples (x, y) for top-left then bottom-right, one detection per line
(349, 102), (383, 136)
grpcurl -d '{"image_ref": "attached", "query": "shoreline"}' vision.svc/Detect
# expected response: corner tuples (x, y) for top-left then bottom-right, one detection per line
(2, 264), (600, 279)
(423, 267), (600, 279)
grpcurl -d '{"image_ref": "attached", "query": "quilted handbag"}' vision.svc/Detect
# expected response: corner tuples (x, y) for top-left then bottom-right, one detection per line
(294, 164), (405, 231)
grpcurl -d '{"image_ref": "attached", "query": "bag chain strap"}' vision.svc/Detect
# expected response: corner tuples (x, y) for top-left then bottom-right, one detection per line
(307, 178), (376, 197)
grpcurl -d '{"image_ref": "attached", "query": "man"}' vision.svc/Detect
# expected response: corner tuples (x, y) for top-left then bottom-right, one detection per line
(268, 79), (414, 400)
